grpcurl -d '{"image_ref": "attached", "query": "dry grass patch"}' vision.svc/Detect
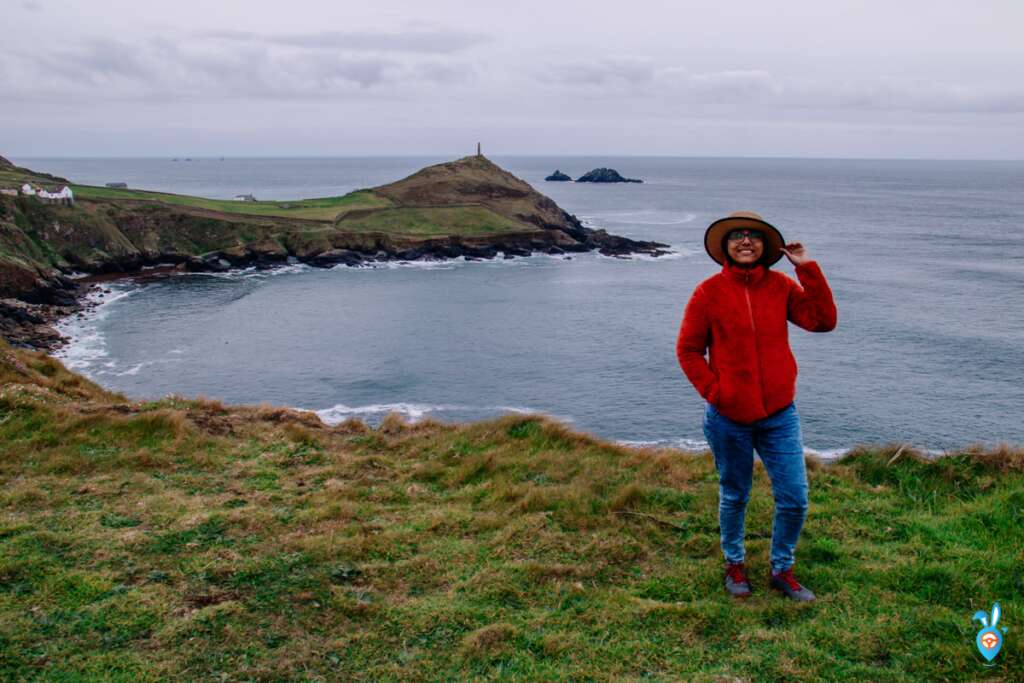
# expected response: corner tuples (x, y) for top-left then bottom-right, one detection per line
(460, 622), (520, 660)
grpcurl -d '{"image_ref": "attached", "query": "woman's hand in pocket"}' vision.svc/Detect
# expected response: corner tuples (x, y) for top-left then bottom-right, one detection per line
(707, 383), (721, 408)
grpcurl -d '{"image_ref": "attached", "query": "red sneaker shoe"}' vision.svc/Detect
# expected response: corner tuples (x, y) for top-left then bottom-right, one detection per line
(724, 561), (752, 598)
(769, 566), (816, 601)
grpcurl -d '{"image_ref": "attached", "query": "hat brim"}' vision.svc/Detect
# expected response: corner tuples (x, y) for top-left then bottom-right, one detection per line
(704, 216), (785, 266)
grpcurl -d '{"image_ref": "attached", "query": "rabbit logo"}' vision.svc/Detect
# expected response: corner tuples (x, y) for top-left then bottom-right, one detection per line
(973, 602), (1007, 662)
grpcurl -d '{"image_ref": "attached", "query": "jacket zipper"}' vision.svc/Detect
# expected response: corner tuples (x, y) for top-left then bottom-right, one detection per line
(742, 271), (768, 416)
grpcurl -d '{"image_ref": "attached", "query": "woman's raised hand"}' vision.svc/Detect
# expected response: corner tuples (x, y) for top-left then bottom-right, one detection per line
(780, 242), (811, 266)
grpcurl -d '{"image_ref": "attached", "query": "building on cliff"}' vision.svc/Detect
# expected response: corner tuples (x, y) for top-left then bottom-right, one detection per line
(33, 186), (74, 206)
(233, 193), (256, 202)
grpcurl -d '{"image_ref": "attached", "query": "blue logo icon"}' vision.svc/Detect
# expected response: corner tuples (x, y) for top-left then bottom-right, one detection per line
(973, 602), (1007, 662)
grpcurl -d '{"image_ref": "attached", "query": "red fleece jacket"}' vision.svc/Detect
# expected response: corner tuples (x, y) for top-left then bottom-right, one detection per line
(676, 260), (837, 425)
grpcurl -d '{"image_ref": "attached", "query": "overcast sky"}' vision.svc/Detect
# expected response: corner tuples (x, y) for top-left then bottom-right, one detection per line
(3, 0), (1023, 158)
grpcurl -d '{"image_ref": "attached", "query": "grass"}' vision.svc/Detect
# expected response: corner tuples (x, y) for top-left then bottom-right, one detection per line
(0, 341), (1021, 681)
(68, 186), (395, 222)
(334, 205), (539, 237)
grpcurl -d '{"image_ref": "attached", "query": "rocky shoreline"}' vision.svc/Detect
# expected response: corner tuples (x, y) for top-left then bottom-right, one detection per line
(2, 226), (672, 352)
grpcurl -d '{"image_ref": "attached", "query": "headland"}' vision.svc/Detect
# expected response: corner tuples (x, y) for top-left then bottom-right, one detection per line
(0, 154), (670, 349)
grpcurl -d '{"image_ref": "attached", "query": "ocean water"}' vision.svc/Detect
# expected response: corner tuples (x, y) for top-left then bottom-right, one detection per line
(20, 155), (1024, 457)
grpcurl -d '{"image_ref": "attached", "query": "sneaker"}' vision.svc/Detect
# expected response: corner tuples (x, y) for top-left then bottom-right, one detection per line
(769, 566), (816, 602)
(724, 561), (752, 598)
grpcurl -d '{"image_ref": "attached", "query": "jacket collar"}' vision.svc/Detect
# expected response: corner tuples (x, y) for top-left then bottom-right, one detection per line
(722, 260), (768, 285)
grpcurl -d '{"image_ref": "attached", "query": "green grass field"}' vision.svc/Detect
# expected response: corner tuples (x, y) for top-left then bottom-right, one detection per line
(334, 205), (538, 237)
(0, 342), (1020, 681)
(1, 158), (551, 248)
(69, 185), (395, 222)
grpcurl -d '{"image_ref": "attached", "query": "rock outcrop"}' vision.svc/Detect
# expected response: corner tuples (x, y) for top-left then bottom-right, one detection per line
(576, 168), (643, 183)
(545, 170), (572, 181)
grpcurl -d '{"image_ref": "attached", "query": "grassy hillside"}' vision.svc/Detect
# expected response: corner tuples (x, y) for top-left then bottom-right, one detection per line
(0, 154), (592, 308)
(332, 205), (533, 237)
(0, 340), (1020, 681)
(0, 156), (560, 234)
(70, 186), (395, 222)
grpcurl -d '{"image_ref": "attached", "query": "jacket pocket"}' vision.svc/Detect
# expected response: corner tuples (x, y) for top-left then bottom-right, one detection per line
(707, 382), (722, 408)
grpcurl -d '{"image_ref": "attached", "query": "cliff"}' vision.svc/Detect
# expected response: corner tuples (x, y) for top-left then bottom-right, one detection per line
(0, 154), (670, 348)
(0, 338), (1020, 680)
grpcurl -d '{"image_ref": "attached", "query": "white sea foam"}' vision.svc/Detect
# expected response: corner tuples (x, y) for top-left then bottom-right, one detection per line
(614, 437), (867, 462)
(617, 437), (711, 452)
(344, 258), (464, 271)
(174, 247), (687, 278)
(596, 245), (696, 261)
(53, 283), (142, 375)
(343, 253), (583, 270)
(183, 262), (314, 281)
(312, 401), (565, 425)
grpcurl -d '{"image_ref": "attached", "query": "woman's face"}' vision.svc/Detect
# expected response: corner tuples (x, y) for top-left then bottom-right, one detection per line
(726, 229), (764, 266)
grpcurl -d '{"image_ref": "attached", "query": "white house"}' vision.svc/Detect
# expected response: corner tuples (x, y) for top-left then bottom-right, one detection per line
(233, 193), (256, 202)
(34, 185), (75, 206)
(21, 183), (34, 195)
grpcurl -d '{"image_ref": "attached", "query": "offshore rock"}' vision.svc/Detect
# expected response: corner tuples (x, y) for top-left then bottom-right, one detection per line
(576, 168), (643, 183)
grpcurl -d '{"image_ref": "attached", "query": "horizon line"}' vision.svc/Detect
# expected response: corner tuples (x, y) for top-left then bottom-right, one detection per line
(8, 153), (1024, 163)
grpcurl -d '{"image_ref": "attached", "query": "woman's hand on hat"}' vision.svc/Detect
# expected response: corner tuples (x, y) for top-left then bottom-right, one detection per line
(780, 242), (810, 266)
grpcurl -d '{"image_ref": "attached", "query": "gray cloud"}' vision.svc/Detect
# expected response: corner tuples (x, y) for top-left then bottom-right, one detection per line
(536, 62), (1024, 114)
(0, 33), (476, 101)
(657, 69), (1024, 114)
(3, 1), (1023, 158)
(201, 28), (489, 54)
(539, 57), (656, 87)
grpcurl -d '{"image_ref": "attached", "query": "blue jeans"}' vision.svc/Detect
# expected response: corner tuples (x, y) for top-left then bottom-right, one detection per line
(702, 401), (809, 572)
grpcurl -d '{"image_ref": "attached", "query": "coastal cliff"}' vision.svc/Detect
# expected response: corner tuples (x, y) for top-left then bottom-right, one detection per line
(0, 338), (1019, 680)
(0, 155), (669, 348)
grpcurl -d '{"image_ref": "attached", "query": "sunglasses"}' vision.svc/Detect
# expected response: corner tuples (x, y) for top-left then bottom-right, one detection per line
(727, 229), (765, 242)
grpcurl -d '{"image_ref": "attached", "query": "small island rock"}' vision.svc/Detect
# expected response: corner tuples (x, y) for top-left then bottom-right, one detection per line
(545, 170), (573, 182)
(576, 168), (643, 183)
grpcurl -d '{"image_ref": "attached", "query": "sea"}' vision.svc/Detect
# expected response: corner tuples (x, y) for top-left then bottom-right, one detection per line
(16, 155), (1024, 459)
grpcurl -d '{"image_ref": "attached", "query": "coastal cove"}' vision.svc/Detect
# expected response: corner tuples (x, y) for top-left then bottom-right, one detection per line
(23, 156), (1024, 457)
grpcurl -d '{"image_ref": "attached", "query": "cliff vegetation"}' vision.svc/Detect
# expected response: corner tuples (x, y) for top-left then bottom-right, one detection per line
(0, 340), (1020, 680)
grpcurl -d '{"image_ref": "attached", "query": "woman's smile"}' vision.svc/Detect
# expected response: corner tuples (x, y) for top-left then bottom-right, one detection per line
(728, 240), (764, 264)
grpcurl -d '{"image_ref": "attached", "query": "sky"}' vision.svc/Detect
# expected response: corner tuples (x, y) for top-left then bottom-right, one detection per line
(2, 0), (1023, 159)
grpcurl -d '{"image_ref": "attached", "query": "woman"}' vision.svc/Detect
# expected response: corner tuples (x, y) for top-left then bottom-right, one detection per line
(675, 211), (837, 601)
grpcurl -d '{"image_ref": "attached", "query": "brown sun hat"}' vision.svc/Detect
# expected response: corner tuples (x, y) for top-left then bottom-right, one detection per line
(704, 211), (785, 266)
